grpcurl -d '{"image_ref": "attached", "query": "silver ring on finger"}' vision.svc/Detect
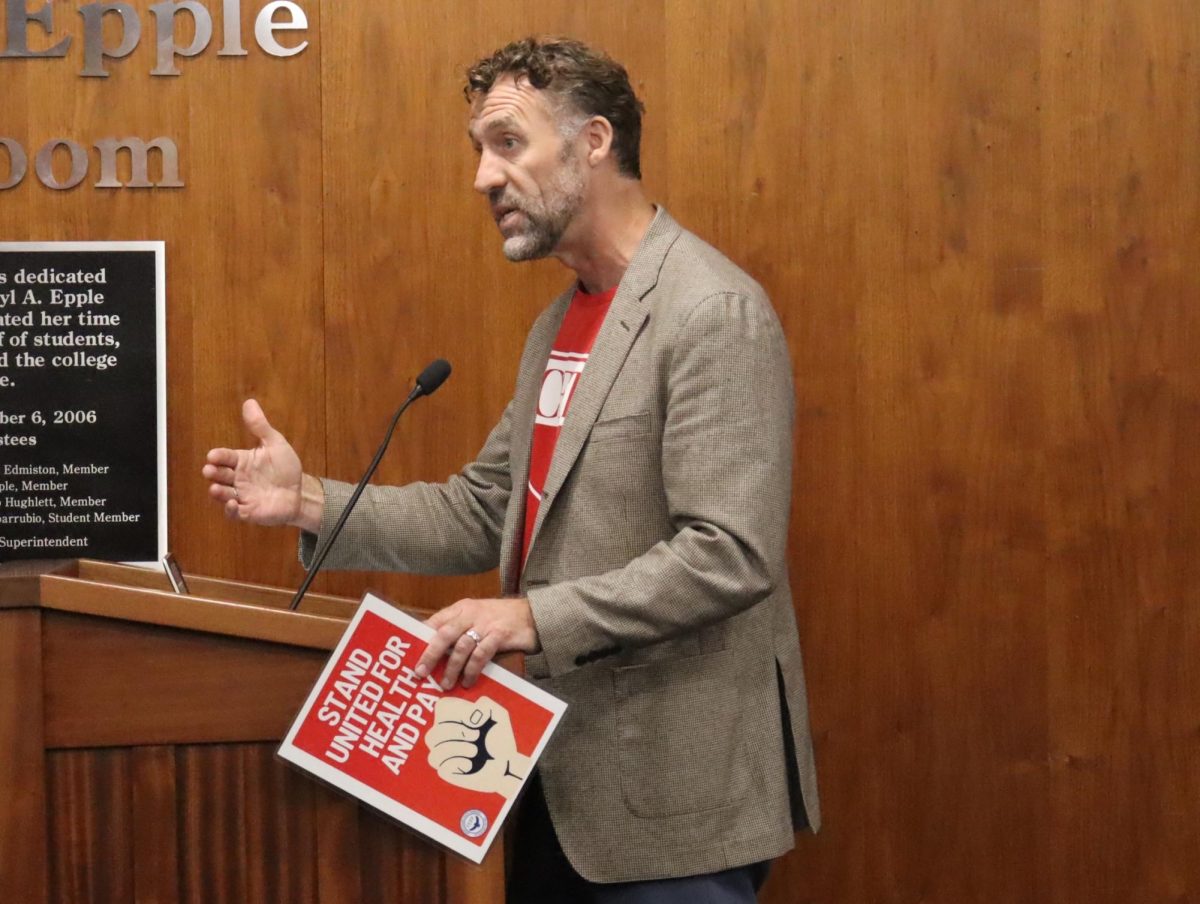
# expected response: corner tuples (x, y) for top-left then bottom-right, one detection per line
(464, 628), (483, 645)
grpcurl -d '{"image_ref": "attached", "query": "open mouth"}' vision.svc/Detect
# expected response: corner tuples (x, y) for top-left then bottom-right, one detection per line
(495, 207), (523, 230)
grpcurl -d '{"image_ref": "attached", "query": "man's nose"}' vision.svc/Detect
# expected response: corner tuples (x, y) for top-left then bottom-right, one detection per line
(474, 151), (505, 195)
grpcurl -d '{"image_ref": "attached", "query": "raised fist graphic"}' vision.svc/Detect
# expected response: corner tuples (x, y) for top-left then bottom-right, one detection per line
(425, 696), (531, 799)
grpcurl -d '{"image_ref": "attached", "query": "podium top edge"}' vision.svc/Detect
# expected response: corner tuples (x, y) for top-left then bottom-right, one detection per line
(38, 572), (350, 650)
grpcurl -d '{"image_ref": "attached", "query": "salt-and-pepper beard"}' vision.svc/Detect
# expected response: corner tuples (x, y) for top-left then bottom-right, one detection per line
(497, 147), (587, 262)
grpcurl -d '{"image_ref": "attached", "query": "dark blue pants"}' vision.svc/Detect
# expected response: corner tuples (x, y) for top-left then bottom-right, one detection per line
(507, 774), (771, 904)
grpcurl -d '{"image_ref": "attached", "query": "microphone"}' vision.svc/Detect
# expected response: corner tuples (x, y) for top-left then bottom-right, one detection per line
(415, 358), (451, 396)
(288, 359), (452, 611)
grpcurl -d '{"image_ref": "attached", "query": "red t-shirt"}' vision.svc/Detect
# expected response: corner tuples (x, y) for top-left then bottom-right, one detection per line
(519, 285), (617, 569)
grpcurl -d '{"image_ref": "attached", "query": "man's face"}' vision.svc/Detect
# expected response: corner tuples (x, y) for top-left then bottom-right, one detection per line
(469, 76), (587, 262)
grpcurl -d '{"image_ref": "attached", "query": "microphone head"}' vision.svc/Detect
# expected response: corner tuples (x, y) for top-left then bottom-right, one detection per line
(415, 359), (452, 397)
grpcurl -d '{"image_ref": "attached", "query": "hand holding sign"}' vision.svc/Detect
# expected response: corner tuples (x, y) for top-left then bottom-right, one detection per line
(425, 696), (531, 799)
(280, 595), (565, 862)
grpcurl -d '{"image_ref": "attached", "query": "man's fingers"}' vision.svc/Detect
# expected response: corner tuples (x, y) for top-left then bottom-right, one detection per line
(415, 622), (460, 680)
(202, 464), (236, 484)
(206, 448), (239, 468)
(415, 598), (515, 684)
(425, 607), (454, 630)
(242, 398), (285, 445)
(209, 482), (237, 504)
(461, 636), (500, 689)
(441, 632), (479, 690)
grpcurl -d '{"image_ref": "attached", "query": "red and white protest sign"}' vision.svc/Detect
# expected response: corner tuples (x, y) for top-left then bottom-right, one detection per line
(278, 593), (566, 862)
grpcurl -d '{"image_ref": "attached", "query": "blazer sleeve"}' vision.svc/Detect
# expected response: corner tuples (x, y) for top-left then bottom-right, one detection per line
(525, 290), (795, 678)
(297, 399), (514, 575)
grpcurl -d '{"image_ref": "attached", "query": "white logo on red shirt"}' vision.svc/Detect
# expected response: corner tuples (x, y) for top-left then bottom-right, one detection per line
(535, 351), (588, 427)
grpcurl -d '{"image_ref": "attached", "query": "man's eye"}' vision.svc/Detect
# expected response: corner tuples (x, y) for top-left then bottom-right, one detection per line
(502, 136), (519, 150)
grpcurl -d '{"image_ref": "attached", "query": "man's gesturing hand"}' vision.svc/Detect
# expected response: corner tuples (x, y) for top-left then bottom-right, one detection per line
(202, 399), (323, 532)
(415, 597), (540, 690)
(425, 696), (531, 799)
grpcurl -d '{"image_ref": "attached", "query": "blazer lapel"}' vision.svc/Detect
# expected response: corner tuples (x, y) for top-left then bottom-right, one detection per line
(524, 208), (682, 562)
(500, 288), (572, 593)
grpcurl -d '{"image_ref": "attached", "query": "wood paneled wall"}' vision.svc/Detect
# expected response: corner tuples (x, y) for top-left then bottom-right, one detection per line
(4, 1), (1198, 901)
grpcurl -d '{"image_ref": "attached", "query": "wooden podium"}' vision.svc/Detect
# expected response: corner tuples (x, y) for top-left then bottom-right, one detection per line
(0, 559), (506, 904)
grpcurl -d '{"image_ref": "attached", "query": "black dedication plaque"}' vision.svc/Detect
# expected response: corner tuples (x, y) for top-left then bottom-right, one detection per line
(0, 243), (165, 564)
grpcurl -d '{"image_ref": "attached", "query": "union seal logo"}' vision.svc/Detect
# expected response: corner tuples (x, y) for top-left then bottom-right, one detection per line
(460, 809), (489, 838)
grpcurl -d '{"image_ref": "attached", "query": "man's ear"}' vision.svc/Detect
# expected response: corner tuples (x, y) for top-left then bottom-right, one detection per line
(582, 116), (615, 167)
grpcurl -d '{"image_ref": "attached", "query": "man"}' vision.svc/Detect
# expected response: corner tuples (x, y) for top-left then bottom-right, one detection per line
(203, 37), (819, 903)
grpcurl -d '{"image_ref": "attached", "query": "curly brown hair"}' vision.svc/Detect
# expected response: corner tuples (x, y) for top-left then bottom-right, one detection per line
(465, 37), (645, 180)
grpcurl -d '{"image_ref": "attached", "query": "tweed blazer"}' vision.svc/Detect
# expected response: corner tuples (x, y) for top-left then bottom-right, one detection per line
(302, 207), (820, 883)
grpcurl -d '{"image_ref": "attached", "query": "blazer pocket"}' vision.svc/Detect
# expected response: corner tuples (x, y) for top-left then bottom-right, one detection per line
(588, 411), (651, 443)
(613, 650), (738, 818)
